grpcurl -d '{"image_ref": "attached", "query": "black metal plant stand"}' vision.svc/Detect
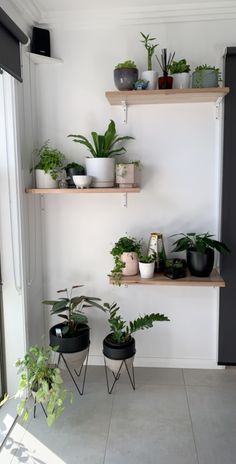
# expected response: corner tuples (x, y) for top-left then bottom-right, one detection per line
(104, 357), (135, 394)
(57, 348), (89, 396)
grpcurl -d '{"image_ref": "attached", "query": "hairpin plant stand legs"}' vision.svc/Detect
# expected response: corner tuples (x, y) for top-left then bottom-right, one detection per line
(57, 350), (89, 396)
(104, 357), (135, 394)
(33, 396), (47, 419)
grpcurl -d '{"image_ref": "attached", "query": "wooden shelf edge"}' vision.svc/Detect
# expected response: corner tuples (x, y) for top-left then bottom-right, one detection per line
(25, 187), (141, 194)
(109, 269), (225, 288)
(105, 87), (230, 106)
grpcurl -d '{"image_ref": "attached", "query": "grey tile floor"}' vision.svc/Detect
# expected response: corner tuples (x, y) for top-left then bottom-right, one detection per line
(1, 366), (236, 464)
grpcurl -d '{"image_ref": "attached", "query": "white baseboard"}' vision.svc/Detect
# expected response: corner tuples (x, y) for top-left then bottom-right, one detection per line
(88, 355), (225, 369)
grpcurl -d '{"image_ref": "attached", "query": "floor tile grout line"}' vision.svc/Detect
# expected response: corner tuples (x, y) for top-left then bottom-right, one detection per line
(183, 370), (200, 464)
(102, 390), (115, 464)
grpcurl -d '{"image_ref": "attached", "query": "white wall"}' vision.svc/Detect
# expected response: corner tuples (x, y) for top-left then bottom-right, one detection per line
(29, 3), (236, 368)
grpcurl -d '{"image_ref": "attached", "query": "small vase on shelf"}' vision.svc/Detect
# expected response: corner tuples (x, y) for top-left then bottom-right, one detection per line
(158, 73), (173, 90)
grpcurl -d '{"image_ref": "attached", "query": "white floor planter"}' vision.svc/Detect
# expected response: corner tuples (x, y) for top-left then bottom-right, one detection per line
(116, 163), (139, 187)
(172, 73), (190, 89)
(141, 70), (158, 90)
(35, 169), (58, 189)
(59, 347), (89, 370)
(104, 355), (135, 375)
(139, 261), (155, 279)
(121, 252), (139, 276)
(85, 158), (115, 188)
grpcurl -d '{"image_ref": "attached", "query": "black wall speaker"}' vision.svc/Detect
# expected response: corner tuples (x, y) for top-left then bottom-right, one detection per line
(31, 27), (51, 57)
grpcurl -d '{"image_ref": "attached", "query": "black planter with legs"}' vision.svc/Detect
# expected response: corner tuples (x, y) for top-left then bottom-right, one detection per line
(49, 323), (89, 353)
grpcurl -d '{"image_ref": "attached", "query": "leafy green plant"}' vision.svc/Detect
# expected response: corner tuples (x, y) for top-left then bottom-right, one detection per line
(68, 120), (134, 158)
(168, 59), (190, 74)
(140, 32), (158, 71)
(171, 233), (230, 254)
(0, 345), (72, 427)
(103, 302), (169, 344)
(43, 285), (104, 336)
(110, 236), (142, 284)
(138, 252), (156, 263)
(115, 60), (137, 69)
(193, 64), (222, 87)
(65, 162), (85, 172)
(165, 258), (185, 269)
(33, 141), (64, 180)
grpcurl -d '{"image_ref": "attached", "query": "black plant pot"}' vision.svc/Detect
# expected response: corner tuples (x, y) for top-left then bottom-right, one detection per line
(50, 323), (90, 353)
(66, 166), (85, 188)
(103, 334), (136, 360)
(164, 259), (187, 280)
(114, 68), (138, 91)
(187, 249), (214, 277)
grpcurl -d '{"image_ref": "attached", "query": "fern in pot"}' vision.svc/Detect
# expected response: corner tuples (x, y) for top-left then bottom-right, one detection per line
(68, 120), (134, 188)
(33, 141), (64, 189)
(102, 302), (169, 378)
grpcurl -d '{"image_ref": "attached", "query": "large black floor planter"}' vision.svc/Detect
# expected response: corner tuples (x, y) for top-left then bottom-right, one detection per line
(187, 249), (214, 277)
(50, 323), (90, 395)
(103, 334), (136, 393)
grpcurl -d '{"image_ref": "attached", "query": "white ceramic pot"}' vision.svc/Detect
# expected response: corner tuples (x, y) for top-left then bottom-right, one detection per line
(59, 347), (89, 371)
(172, 73), (190, 89)
(121, 252), (139, 276)
(73, 175), (92, 189)
(35, 169), (58, 189)
(139, 261), (155, 279)
(141, 70), (158, 90)
(116, 163), (138, 187)
(85, 158), (115, 188)
(104, 355), (135, 375)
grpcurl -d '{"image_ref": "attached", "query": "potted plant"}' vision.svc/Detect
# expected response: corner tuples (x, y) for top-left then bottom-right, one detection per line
(114, 60), (138, 91)
(102, 302), (169, 377)
(168, 59), (191, 89)
(115, 160), (141, 188)
(43, 285), (104, 368)
(172, 232), (230, 277)
(68, 120), (134, 188)
(110, 236), (142, 284)
(33, 141), (64, 188)
(65, 162), (85, 188)
(164, 258), (187, 279)
(140, 32), (159, 89)
(192, 65), (221, 88)
(138, 252), (156, 279)
(0, 345), (71, 427)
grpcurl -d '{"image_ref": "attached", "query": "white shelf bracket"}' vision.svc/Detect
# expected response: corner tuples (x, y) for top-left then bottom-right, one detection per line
(40, 194), (45, 212)
(215, 97), (223, 120)
(121, 100), (127, 124)
(122, 192), (128, 207)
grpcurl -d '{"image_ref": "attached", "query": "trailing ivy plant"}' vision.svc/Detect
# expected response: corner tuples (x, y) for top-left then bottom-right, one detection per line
(43, 285), (105, 336)
(103, 302), (169, 344)
(33, 141), (64, 180)
(68, 120), (134, 158)
(140, 32), (159, 71)
(110, 236), (142, 285)
(193, 64), (222, 87)
(0, 345), (72, 427)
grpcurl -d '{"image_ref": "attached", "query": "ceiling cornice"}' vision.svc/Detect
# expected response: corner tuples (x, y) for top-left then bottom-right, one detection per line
(36, 1), (236, 29)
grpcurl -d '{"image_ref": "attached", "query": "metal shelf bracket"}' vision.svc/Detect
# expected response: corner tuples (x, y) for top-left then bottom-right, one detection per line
(215, 96), (223, 120)
(121, 101), (127, 124)
(122, 192), (128, 207)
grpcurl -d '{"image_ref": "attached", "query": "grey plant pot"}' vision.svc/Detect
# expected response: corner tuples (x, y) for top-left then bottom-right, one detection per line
(114, 68), (138, 91)
(192, 70), (219, 88)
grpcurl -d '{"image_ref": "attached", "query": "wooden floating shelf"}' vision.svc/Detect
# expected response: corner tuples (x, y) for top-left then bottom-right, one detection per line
(27, 52), (63, 65)
(105, 88), (230, 106)
(110, 269), (225, 288)
(26, 187), (141, 194)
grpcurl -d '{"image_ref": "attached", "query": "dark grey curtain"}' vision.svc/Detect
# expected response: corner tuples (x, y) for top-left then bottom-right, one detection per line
(0, 7), (28, 82)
